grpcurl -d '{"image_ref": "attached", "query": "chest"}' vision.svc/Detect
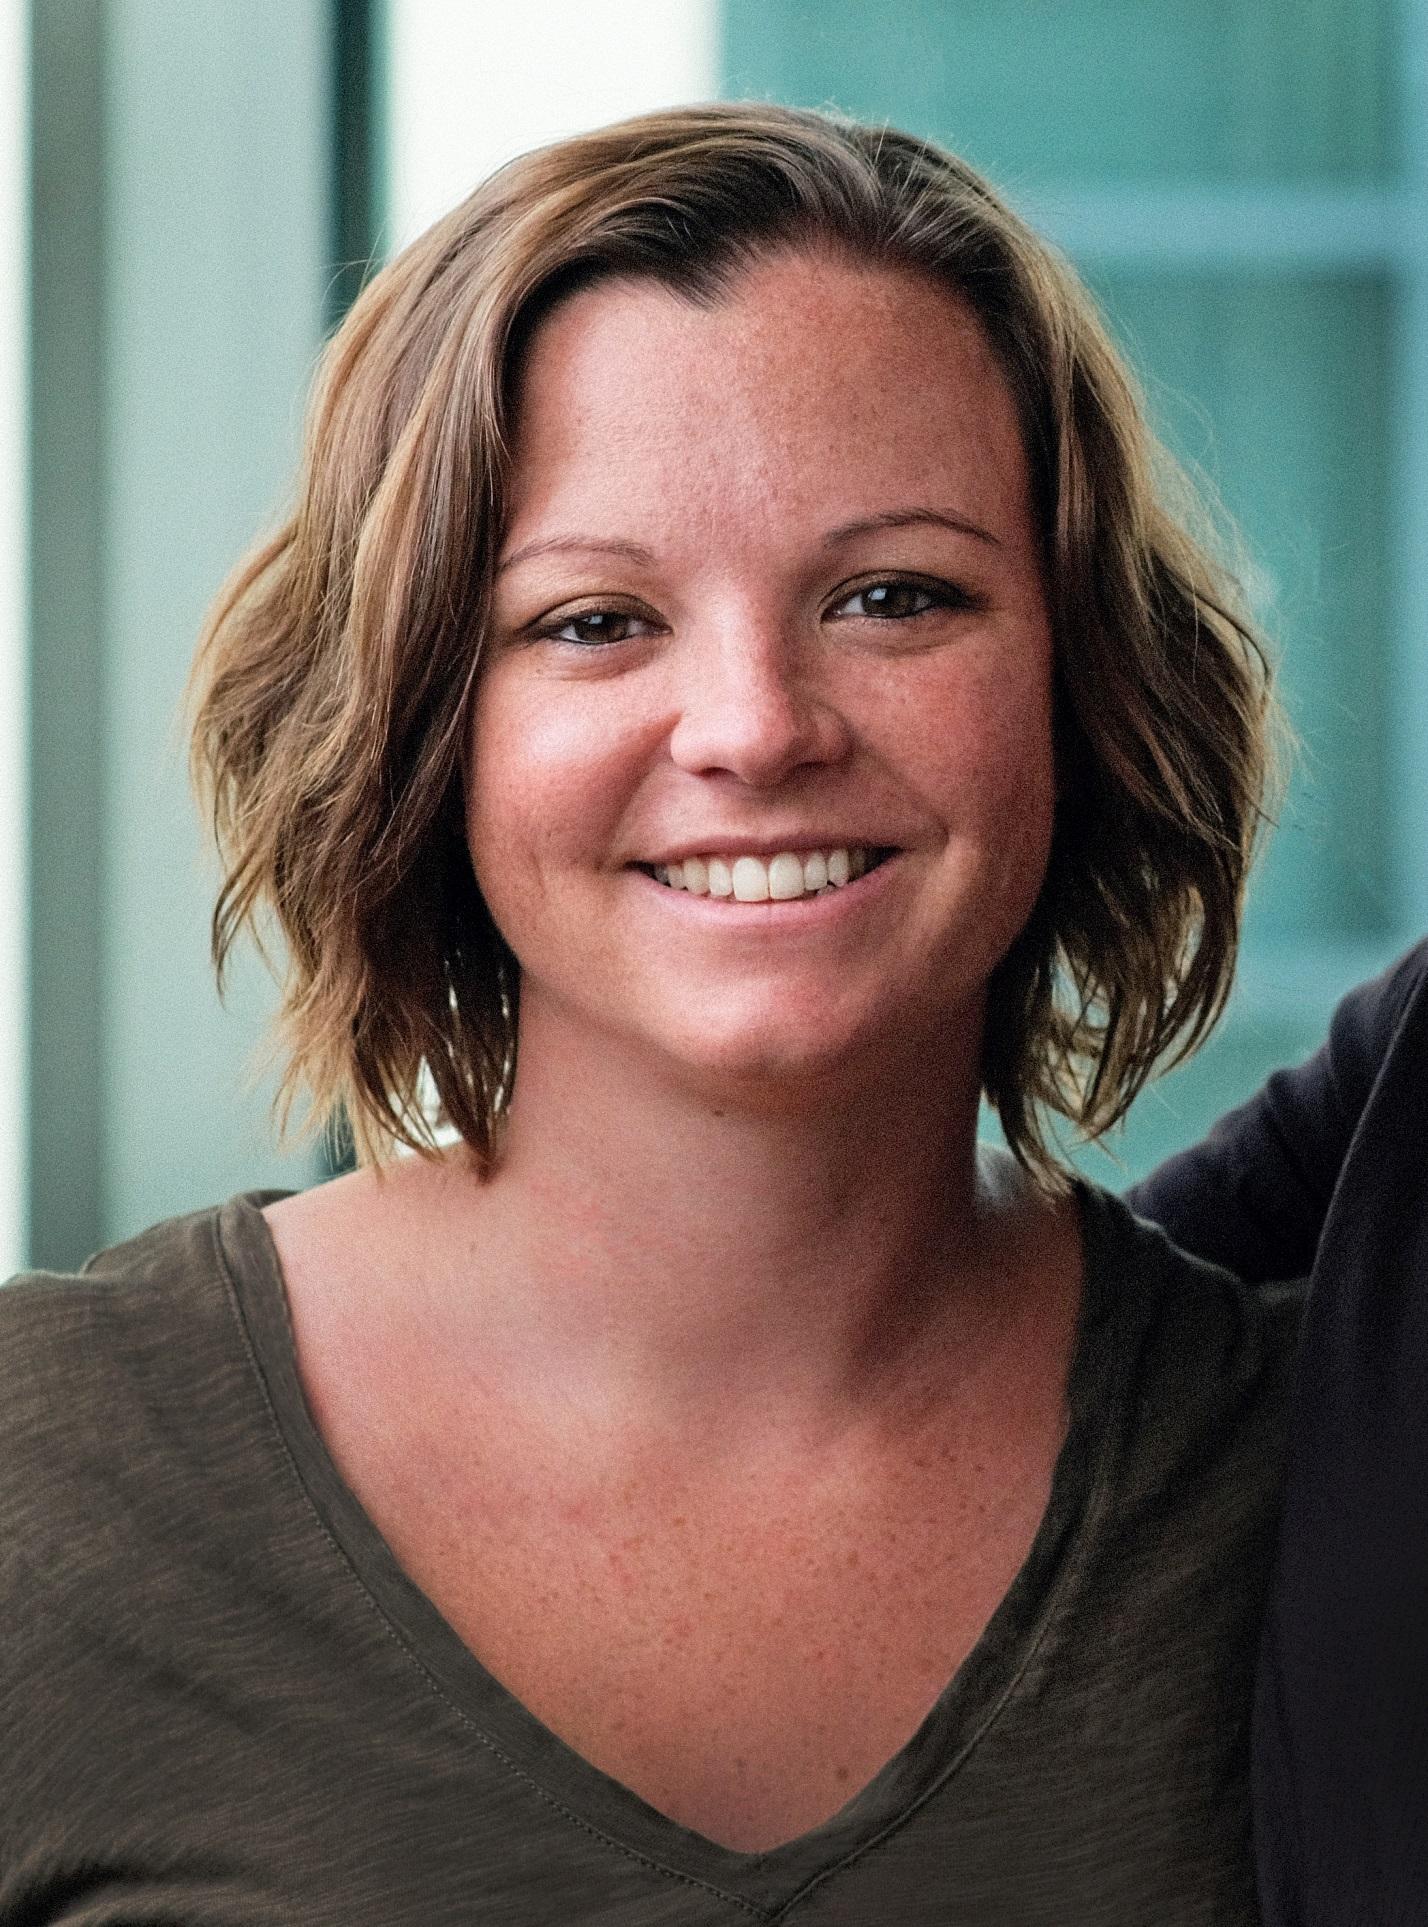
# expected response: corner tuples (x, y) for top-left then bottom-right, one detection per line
(327, 1397), (1060, 1852)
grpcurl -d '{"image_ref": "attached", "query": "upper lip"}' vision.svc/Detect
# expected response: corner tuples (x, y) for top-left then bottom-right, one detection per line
(632, 836), (901, 865)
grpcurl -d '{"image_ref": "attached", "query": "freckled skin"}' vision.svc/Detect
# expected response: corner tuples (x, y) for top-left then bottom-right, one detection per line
(265, 248), (1079, 1858)
(472, 250), (1057, 1104)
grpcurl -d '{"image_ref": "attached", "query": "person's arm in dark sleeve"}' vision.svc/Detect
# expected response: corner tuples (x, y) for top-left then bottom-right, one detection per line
(1126, 939), (1428, 1282)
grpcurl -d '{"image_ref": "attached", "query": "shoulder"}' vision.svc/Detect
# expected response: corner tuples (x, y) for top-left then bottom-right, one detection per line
(0, 1198), (313, 1832)
(1336, 934), (1428, 1043)
(0, 1195), (289, 1592)
(261, 1152), (460, 1262)
(1126, 938), (1428, 1281)
(0, 1194), (287, 1396)
(1, 1204), (230, 1415)
(1071, 1188), (1305, 1572)
(1080, 1186), (1306, 1428)
(259, 1153), (476, 1365)
(1085, 1181), (1307, 1326)
(1318, 934), (1428, 1108)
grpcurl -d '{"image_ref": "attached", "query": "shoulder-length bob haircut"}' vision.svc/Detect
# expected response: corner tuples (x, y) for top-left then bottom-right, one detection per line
(189, 100), (1276, 1186)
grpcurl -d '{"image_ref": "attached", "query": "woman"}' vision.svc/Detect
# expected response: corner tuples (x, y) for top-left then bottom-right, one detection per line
(0, 105), (1295, 1921)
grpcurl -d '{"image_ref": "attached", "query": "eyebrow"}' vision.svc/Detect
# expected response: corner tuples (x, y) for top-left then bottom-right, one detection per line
(822, 507), (1000, 550)
(496, 535), (656, 577)
(495, 505), (1000, 578)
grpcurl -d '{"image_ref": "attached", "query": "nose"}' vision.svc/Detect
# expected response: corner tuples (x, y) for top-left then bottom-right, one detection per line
(666, 619), (852, 787)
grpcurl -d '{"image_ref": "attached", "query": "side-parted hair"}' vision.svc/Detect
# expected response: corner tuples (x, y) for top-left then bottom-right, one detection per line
(188, 101), (1277, 1186)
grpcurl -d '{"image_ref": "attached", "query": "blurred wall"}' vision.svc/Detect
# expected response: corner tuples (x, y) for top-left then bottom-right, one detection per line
(25, 0), (343, 1270)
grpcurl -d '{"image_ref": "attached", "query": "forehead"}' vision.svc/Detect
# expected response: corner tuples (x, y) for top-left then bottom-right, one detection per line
(502, 252), (1033, 551)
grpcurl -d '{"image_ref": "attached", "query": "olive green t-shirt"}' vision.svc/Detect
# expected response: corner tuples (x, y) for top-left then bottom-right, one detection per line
(0, 1186), (1301, 1924)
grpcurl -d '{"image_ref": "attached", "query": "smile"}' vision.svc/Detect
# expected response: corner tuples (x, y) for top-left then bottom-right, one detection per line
(639, 846), (894, 903)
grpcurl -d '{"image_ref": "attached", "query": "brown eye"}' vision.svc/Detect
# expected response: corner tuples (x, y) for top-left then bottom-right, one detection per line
(831, 578), (969, 622)
(543, 609), (655, 647)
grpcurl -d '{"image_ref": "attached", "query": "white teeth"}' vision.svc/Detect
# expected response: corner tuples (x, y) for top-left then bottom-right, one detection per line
(650, 846), (882, 901)
(767, 852), (806, 900)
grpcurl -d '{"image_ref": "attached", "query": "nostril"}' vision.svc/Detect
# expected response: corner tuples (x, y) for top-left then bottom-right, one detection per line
(665, 678), (850, 785)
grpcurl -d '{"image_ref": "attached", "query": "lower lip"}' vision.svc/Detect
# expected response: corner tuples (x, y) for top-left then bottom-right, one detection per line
(630, 853), (904, 925)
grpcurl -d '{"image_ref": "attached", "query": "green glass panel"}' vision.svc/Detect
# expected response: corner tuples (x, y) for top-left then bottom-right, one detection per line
(976, 998), (1350, 1186)
(1067, 1005), (1343, 1187)
(1088, 270), (1393, 944)
(719, 0), (1396, 186)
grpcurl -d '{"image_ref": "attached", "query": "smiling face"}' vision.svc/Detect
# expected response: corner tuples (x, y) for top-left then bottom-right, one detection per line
(468, 249), (1057, 1103)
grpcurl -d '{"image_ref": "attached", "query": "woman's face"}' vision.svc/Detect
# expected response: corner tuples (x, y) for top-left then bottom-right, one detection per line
(470, 250), (1056, 1096)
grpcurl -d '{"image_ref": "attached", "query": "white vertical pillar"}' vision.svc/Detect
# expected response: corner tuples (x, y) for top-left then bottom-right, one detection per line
(0, 3), (28, 1277)
(384, 0), (719, 250)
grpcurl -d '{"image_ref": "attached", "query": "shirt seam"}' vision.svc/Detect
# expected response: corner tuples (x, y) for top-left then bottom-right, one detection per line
(207, 1202), (775, 1920)
(768, 1191), (1130, 1918)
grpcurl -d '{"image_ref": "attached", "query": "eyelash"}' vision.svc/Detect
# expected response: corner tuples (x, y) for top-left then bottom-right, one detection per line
(831, 579), (978, 623)
(530, 576), (979, 649)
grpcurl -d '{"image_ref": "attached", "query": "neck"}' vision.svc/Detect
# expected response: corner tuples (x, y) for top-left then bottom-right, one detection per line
(410, 992), (1060, 1461)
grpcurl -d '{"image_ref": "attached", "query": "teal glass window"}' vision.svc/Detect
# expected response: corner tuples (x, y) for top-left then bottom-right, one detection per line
(719, 0), (1425, 1178)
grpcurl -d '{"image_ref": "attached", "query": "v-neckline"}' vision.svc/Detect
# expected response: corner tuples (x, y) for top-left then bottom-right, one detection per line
(216, 1184), (1125, 1912)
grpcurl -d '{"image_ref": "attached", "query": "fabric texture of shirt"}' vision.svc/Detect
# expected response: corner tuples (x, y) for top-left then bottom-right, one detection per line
(1, 1183), (1300, 1925)
(1129, 937), (1428, 1927)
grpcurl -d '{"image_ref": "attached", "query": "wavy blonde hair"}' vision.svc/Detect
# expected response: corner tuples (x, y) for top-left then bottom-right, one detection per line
(188, 101), (1277, 1184)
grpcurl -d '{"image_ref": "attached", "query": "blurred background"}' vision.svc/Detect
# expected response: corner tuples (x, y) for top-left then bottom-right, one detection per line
(4, 0), (1426, 1274)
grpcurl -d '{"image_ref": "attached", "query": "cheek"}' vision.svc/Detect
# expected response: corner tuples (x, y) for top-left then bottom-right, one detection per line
(898, 651), (1056, 831)
(464, 672), (640, 924)
(905, 657), (1059, 958)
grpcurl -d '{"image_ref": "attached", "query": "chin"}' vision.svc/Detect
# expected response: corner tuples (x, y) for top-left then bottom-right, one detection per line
(649, 1001), (889, 1100)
